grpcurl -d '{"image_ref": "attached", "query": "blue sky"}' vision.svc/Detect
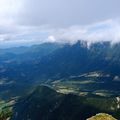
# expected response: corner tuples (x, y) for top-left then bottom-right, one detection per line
(0, 0), (120, 47)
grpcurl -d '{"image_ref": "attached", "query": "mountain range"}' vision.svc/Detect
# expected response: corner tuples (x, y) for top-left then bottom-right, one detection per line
(0, 41), (120, 119)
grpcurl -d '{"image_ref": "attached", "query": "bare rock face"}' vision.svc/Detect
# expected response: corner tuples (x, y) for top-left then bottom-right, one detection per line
(87, 113), (117, 120)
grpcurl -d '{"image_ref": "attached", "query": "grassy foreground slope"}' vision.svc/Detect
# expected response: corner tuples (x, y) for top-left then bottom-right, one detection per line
(87, 113), (117, 120)
(0, 100), (13, 120)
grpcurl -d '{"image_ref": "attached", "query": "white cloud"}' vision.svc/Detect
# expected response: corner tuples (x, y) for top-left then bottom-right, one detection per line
(0, 0), (23, 25)
(0, 0), (120, 47)
(47, 36), (56, 42)
(1, 19), (120, 47)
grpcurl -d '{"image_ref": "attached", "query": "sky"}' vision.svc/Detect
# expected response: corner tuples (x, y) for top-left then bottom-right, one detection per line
(0, 0), (120, 47)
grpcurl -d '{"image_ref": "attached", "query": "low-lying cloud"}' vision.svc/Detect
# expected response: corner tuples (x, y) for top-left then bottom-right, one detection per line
(47, 19), (120, 45)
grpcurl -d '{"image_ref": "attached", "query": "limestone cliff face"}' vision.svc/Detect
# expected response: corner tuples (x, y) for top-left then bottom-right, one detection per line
(87, 113), (117, 120)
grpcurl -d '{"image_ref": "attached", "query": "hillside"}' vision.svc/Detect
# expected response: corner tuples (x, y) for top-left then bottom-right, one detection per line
(11, 85), (120, 120)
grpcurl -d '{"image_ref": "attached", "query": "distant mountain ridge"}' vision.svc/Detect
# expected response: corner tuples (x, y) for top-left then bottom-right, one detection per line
(1, 41), (120, 80)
